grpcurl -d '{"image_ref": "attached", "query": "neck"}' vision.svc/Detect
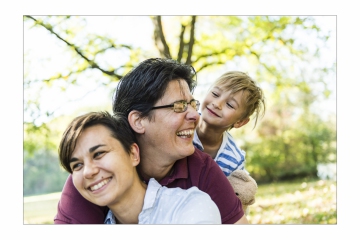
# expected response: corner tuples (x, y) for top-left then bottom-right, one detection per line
(196, 119), (224, 146)
(136, 138), (177, 182)
(196, 120), (225, 159)
(108, 178), (147, 224)
(138, 159), (175, 182)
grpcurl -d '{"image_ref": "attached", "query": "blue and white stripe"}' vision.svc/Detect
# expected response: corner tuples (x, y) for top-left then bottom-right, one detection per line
(193, 131), (246, 176)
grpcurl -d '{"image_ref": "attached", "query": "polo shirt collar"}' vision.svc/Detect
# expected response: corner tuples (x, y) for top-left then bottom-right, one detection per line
(139, 157), (188, 186)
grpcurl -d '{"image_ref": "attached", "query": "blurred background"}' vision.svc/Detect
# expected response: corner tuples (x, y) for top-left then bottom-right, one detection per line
(23, 15), (336, 224)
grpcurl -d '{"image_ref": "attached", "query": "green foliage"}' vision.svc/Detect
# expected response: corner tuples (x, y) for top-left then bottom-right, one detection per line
(242, 108), (336, 183)
(24, 100), (112, 161)
(24, 122), (57, 160)
(24, 15), (335, 183)
(23, 149), (69, 196)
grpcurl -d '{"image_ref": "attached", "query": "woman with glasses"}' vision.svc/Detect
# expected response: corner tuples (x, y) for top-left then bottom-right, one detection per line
(55, 58), (248, 224)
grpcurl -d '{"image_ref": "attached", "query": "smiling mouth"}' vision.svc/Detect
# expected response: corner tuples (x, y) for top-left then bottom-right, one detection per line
(207, 107), (220, 117)
(88, 177), (112, 191)
(176, 129), (194, 138)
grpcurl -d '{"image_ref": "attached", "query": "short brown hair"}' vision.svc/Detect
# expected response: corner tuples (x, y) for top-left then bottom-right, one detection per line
(58, 112), (137, 173)
(212, 71), (265, 128)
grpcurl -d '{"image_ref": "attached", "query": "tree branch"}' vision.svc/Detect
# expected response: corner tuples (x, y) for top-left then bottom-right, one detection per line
(152, 16), (172, 58)
(177, 24), (186, 62)
(193, 50), (229, 63)
(25, 15), (123, 80)
(185, 16), (196, 65)
(196, 60), (227, 72)
(156, 16), (171, 58)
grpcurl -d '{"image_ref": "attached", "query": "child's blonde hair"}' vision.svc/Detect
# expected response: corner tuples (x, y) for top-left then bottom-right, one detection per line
(212, 71), (265, 128)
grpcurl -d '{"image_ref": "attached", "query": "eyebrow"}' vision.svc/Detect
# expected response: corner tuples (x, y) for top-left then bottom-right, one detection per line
(213, 86), (221, 91)
(69, 144), (106, 163)
(89, 144), (106, 153)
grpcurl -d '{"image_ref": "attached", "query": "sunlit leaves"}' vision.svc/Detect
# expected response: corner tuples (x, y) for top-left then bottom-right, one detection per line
(24, 122), (56, 160)
(240, 107), (336, 182)
(24, 16), (335, 184)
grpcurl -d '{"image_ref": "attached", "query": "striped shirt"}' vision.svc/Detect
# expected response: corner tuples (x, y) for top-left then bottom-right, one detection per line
(193, 130), (246, 176)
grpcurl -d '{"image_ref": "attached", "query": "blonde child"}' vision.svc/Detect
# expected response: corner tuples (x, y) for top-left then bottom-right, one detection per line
(194, 71), (265, 176)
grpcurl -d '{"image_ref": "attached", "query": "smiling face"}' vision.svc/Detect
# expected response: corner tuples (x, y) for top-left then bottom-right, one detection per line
(139, 79), (200, 163)
(70, 124), (140, 208)
(201, 85), (248, 130)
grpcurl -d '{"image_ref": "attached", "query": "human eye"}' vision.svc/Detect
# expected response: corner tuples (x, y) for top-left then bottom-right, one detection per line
(226, 102), (234, 109)
(71, 162), (83, 172)
(94, 151), (106, 159)
(211, 92), (219, 97)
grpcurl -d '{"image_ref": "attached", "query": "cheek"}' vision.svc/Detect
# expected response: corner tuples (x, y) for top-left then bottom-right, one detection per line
(157, 112), (181, 130)
(203, 95), (211, 104)
(222, 109), (234, 119)
(72, 173), (83, 190)
(169, 114), (186, 130)
(201, 98), (210, 111)
(102, 154), (126, 173)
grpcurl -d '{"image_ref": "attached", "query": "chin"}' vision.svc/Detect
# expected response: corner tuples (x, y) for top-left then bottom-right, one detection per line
(93, 199), (110, 207)
(184, 145), (195, 156)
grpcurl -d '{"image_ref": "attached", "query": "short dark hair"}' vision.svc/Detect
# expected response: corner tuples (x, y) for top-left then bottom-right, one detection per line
(112, 58), (197, 118)
(58, 112), (137, 173)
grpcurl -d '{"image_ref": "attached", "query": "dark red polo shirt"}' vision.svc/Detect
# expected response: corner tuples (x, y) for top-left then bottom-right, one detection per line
(54, 148), (243, 224)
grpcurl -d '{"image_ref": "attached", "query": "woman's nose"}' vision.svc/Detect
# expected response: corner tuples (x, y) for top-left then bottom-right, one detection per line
(83, 161), (99, 179)
(186, 104), (200, 122)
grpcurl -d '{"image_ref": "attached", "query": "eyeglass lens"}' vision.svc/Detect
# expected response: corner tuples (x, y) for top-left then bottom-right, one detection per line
(190, 100), (199, 110)
(173, 100), (199, 112)
(173, 101), (186, 112)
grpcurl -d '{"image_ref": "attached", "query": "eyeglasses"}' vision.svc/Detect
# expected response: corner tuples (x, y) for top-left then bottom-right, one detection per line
(151, 99), (200, 113)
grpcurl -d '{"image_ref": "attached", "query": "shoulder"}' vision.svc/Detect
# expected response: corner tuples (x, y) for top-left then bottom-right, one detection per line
(188, 148), (229, 178)
(223, 131), (246, 156)
(179, 187), (221, 224)
(189, 147), (213, 163)
(161, 186), (221, 224)
(224, 131), (238, 147)
(187, 149), (244, 223)
(187, 148), (219, 172)
(55, 175), (108, 224)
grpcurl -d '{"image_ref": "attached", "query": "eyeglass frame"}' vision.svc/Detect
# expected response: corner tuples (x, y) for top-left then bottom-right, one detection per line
(151, 99), (200, 113)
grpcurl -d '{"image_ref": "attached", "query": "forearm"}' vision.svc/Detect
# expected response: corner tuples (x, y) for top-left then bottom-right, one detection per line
(54, 174), (107, 224)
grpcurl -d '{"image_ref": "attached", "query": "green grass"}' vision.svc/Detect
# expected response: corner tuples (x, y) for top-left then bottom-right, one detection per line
(23, 179), (336, 224)
(247, 178), (337, 224)
(24, 192), (61, 224)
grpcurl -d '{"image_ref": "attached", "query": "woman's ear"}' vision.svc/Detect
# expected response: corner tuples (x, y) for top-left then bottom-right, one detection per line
(130, 143), (140, 167)
(233, 117), (250, 129)
(128, 110), (145, 134)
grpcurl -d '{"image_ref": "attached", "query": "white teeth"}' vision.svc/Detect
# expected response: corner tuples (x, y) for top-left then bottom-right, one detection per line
(90, 178), (110, 191)
(176, 129), (194, 137)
